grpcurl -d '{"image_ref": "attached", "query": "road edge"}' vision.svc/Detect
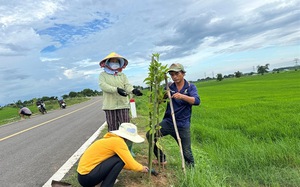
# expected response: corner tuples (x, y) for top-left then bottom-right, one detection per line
(42, 121), (107, 187)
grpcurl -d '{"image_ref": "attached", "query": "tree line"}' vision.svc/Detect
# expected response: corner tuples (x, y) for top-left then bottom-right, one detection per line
(4, 89), (102, 108)
(3, 63), (298, 107)
(214, 64), (298, 81)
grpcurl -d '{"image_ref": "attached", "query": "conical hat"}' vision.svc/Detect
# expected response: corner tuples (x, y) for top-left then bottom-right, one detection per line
(99, 52), (128, 68)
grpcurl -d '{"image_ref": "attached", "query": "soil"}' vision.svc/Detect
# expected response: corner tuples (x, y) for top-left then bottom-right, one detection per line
(115, 155), (175, 187)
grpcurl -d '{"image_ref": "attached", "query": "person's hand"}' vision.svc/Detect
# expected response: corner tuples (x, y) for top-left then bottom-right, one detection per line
(132, 88), (143, 96)
(172, 92), (183, 100)
(142, 166), (149, 173)
(117, 87), (128, 97)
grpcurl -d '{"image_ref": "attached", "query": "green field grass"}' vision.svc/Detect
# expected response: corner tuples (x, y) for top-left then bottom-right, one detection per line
(135, 70), (299, 186)
(186, 71), (300, 186)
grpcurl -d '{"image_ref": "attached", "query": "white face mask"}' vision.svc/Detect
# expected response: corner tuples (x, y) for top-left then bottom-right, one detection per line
(109, 62), (120, 69)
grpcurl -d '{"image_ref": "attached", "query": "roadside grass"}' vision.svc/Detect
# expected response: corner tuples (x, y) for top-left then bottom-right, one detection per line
(0, 97), (90, 126)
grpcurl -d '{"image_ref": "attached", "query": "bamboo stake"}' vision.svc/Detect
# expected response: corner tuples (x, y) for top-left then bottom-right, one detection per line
(164, 74), (186, 175)
(148, 57), (155, 178)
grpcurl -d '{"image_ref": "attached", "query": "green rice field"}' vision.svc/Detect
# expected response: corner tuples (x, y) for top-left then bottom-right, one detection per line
(173, 70), (300, 186)
(133, 70), (300, 186)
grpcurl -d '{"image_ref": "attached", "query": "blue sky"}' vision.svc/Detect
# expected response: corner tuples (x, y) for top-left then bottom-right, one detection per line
(0, 0), (299, 106)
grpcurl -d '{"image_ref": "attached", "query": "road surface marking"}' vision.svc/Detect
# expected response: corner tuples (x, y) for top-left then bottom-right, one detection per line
(0, 100), (100, 142)
(42, 122), (107, 187)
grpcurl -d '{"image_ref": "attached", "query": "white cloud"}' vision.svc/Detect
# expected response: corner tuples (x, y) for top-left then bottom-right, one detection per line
(40, 57), (61, 62)
(0, 0), (299, 105)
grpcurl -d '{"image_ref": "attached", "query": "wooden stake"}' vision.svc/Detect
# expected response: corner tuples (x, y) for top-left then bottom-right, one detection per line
(164, 74), (186, 175)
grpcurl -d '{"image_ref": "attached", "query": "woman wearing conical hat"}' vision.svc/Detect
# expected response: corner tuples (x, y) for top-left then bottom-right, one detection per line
(98, 52), (143, 131)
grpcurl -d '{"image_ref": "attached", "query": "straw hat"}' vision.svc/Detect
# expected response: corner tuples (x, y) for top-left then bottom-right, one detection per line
(99, 52), (128, 68)
(110, 123), (144, 143)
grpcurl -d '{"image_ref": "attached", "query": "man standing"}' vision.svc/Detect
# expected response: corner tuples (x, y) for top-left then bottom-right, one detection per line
(147, 63), (200, 167)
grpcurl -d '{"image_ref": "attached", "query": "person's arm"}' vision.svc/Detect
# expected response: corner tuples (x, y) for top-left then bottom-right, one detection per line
(171, 85), (200, 105)
(99, 73), (119, 93)
(172, 93), (195, 105)
(122, 74), (134, 94)
(114, 139), (147, 172)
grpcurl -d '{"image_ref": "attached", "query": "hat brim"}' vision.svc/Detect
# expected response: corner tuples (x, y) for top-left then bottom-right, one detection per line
(99, 52), (128, 68)
(168, 68), (180, 72)
(111, 130), (145, 143)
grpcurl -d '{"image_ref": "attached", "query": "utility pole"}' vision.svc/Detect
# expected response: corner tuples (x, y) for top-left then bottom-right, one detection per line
(295, 58), (299, 70)
(294, 58), (299, 66)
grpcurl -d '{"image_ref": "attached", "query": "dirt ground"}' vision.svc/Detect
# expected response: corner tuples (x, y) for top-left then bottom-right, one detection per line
(115, 155), (176, 187)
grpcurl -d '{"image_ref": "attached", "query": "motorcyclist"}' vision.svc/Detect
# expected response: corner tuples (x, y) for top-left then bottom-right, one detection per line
(58, 99), (67, 109)
(36, 100), (47, 114)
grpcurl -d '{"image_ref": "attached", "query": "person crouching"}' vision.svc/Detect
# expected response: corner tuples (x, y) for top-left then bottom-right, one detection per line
(77, 123), (149, 187)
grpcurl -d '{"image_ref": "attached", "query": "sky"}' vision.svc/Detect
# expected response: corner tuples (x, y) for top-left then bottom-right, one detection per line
(0, 0), (299, 106)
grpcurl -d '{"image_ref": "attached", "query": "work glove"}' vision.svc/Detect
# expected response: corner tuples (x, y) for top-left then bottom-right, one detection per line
(132, 88), (143, 96)
(117, 87), (128, 97)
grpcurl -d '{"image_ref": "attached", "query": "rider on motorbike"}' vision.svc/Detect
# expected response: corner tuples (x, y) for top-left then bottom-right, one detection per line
(36, 100), (47, 114)
(58, 99), (67, 109)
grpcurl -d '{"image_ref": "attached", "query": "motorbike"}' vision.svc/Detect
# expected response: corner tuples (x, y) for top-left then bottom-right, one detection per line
(58, 100), (67, 109)
(37, 101), (47, 114)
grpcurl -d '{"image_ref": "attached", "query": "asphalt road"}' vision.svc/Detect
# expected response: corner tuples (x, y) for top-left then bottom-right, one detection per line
(0, 97), (106, 186)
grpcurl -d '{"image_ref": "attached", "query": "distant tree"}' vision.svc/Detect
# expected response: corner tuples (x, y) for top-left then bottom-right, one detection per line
(272, 68), (280, 73)
(15, 100), (23, 107)
(227, 74), (235, 78)
(133, 85), (144, 90)
(257, 64), (269, 75)
(69, 91), (77, 98)
(62, 94), (69, 99)
(49, 96), (57, 100)
(23, 100), (33, 106)
(216, 73), (223, 81)
(235, 71), (242, 78)
(94, 90), (102, 96)
(81, 88), (94, 97)
(41, 96), (50, 101)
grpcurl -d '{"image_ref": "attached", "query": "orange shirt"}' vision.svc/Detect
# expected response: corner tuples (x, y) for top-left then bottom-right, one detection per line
(77, 132), (143, 175)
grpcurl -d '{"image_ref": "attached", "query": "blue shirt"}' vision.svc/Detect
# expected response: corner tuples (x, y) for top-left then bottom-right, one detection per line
(163, 80), (200, 128)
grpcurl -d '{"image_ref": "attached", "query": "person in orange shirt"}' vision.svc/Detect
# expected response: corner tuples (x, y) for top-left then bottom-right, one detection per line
(77, 123), (148, 187)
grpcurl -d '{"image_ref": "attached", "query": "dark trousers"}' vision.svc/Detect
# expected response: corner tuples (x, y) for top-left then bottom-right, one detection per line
(78, 155), (125, 187)
(146, 120), (194, 166)
(104, 109), (130, 131)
